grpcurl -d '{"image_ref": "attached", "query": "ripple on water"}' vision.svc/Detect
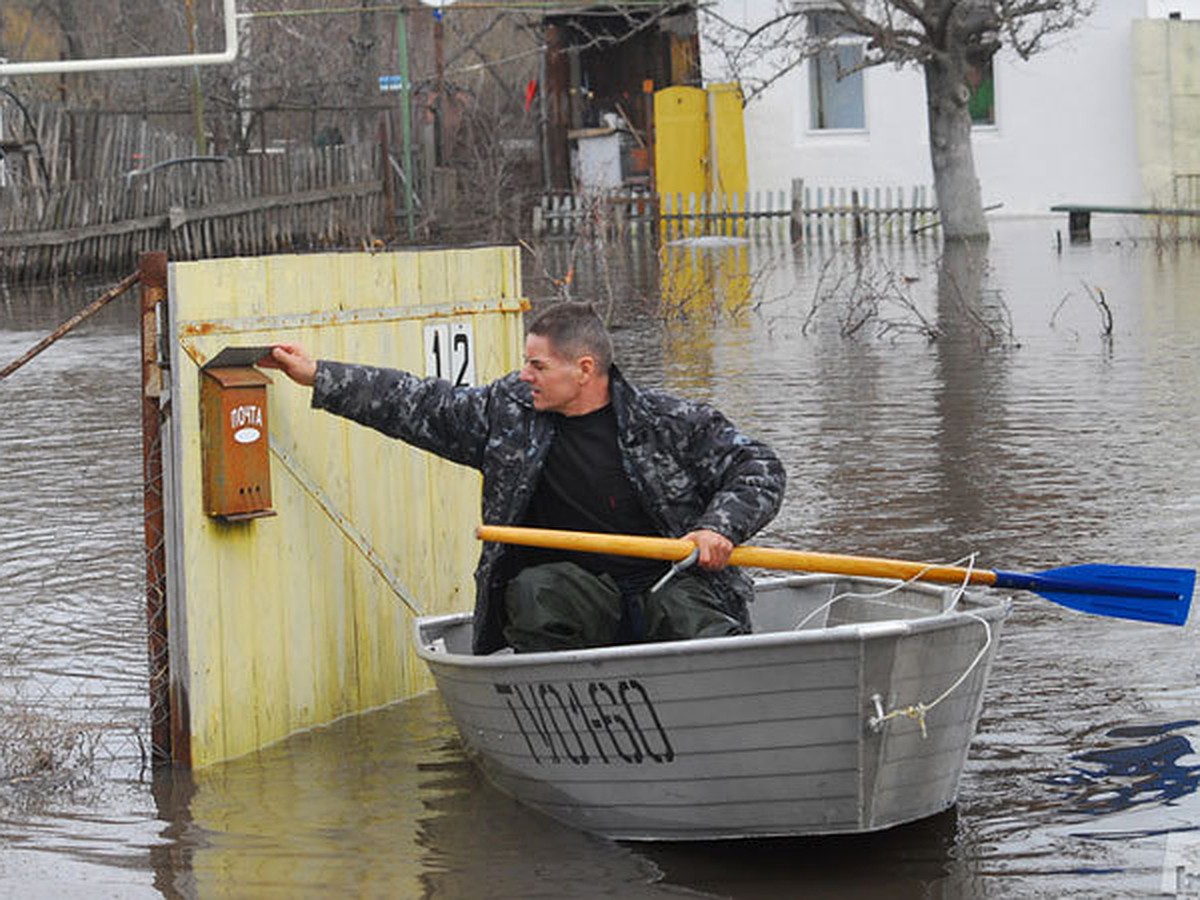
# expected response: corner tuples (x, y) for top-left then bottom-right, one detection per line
(3, 226), (1200, 896)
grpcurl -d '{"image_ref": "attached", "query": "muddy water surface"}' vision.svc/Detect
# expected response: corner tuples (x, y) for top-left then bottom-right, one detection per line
(2, 219), (1198, 898)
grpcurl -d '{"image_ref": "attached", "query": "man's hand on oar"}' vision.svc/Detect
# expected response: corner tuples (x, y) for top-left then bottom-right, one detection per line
(683, 529), (734, 570)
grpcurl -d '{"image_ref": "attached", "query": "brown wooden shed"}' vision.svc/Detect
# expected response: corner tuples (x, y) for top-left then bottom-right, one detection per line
(541, 3), (700, 191)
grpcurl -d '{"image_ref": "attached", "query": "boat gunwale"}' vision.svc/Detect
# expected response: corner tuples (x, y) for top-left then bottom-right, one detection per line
(414, 574), (1012, 671)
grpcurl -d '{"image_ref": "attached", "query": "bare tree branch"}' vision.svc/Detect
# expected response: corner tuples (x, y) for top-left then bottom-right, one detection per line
(702, 0), (1093, 238)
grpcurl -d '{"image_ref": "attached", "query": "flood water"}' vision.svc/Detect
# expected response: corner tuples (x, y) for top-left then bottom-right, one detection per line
(2, 218), (1199, 898)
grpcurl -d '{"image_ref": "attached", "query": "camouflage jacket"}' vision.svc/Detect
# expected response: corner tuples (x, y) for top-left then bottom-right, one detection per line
(312, 361), (786, 654)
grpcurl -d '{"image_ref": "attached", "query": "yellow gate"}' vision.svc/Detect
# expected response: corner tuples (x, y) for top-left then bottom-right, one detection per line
(164, 248), (526, 767)
(654, 82), (749, 232)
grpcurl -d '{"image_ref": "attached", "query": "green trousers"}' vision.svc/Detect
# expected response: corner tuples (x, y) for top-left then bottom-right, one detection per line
(502, 561), (747, 653)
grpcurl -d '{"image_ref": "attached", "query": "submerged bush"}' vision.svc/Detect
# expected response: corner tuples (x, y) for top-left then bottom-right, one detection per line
(0, 703), (100, 804)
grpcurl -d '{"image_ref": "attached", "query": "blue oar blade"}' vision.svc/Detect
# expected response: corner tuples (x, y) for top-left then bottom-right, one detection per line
(993, 564), (1195, 626)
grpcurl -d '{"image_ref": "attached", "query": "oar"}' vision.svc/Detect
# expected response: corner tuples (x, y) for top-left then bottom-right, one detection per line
(476, 525), (1195, 627)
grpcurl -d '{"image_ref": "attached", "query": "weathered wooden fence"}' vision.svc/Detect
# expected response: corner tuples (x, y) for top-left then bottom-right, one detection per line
(532, 180), (940, 242)
(0, 101), (197, 189)
(1, 144), (386, 281)
(795, 183), (938, 242)
(532, 190), (792, 239)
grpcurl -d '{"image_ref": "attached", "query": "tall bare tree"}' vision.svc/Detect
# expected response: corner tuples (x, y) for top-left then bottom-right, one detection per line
(703, 1), (1094, 240)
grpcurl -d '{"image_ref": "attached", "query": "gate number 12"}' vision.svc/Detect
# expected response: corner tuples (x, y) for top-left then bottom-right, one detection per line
(424, 322), (476, 387)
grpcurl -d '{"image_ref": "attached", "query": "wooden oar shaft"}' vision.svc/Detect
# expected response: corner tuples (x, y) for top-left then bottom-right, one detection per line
(728, 545), (998, 587)
(476, 525), (999, 589)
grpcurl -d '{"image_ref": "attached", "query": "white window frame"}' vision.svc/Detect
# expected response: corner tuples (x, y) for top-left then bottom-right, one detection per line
(803, 6), (868, 133)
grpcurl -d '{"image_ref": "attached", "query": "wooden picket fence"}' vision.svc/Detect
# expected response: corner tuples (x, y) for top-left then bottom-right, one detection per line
(532, 180), (940, 242)
(1, 144), (386, 281)
(0, 102), (197, 189)
(532, 189), (793, 239)
(796, 183), (939, 241)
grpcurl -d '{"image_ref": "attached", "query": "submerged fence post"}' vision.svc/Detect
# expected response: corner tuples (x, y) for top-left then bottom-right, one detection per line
(139, 250), (177, 766)
(790, 178), (804, 242)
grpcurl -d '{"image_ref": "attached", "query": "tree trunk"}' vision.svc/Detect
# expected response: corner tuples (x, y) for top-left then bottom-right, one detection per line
(923, 57), (988, 241)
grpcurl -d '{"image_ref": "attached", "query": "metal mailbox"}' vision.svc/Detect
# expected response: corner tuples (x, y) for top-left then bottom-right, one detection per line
(200, 363), (276, 521)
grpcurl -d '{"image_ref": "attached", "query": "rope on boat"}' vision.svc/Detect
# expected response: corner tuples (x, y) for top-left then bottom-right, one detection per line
(868, 607), (992, 739)
(792, 555), (995, 740)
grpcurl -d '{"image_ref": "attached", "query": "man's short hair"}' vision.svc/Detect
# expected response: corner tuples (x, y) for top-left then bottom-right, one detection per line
(527, 302), (614, 372)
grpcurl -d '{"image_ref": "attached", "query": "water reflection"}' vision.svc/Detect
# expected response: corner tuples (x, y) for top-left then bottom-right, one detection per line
(932, 240), (1016, 558)
(1043, 720), (1200, 816)
(660, 237), (753, 322)
(659, 237), (753, 391)
(3, 221), (1200, 897)
(641, 809), (974, 900)
(145, 693), (668, 899)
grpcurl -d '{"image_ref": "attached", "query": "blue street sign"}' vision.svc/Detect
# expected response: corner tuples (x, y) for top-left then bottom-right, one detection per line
(378, 74), (408, 93)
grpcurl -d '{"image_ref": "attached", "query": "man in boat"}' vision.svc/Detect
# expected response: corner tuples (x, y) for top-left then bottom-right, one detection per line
(262, 301), (785, 654)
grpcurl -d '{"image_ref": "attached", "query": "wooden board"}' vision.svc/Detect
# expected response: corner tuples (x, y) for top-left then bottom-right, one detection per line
(164, 248), (525, 767)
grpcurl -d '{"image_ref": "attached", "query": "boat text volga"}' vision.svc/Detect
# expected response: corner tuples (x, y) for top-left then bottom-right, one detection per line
(415, 573), (1010, 841)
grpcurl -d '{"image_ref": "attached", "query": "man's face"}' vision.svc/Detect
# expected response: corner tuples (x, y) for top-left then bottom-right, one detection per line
(520, 333), (583, 414)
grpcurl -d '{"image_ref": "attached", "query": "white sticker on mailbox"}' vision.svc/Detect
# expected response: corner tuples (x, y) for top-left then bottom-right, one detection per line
(230, 405), (264, 444)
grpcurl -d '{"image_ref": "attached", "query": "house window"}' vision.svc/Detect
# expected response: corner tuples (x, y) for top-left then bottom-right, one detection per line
(967, 59), (995, 126)
(808, 11), (865, 130)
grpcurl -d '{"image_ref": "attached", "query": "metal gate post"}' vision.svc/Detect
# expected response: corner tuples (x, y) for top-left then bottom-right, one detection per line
(139, 251), (178, 765)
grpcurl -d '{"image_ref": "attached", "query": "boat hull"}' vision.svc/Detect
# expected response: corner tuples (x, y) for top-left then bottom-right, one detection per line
(415, 574), (1009, 841)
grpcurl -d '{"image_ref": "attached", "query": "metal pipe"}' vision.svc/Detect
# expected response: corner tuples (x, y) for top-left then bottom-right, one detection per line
(235, 1), (672, 18)
(397, 12), (416, 240)
(538, 41), (551, 192)
(0, 271), (141, 380)
(185, 0), (210, 154)
(0, 0), (238, 76)
(138, 251), (181, 767)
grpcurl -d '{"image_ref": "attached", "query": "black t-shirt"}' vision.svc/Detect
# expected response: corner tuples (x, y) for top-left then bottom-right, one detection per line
(516, 404), (668, 593)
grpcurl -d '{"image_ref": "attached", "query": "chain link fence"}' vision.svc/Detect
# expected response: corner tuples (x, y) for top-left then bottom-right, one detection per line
(0, 275), (158, 809)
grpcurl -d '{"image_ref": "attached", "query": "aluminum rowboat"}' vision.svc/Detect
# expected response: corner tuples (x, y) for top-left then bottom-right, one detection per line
(414, 573), (1010, 841)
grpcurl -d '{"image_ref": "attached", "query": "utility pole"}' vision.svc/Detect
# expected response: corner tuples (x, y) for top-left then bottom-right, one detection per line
(185, 0), (208, 154)
(397, 11), (416, 240)
(434, 7), (444, 167)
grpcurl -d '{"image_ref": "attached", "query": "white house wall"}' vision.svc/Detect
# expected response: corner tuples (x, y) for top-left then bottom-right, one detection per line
(1134, 16), (1200, 204)
(702, 1), (1200, 217)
